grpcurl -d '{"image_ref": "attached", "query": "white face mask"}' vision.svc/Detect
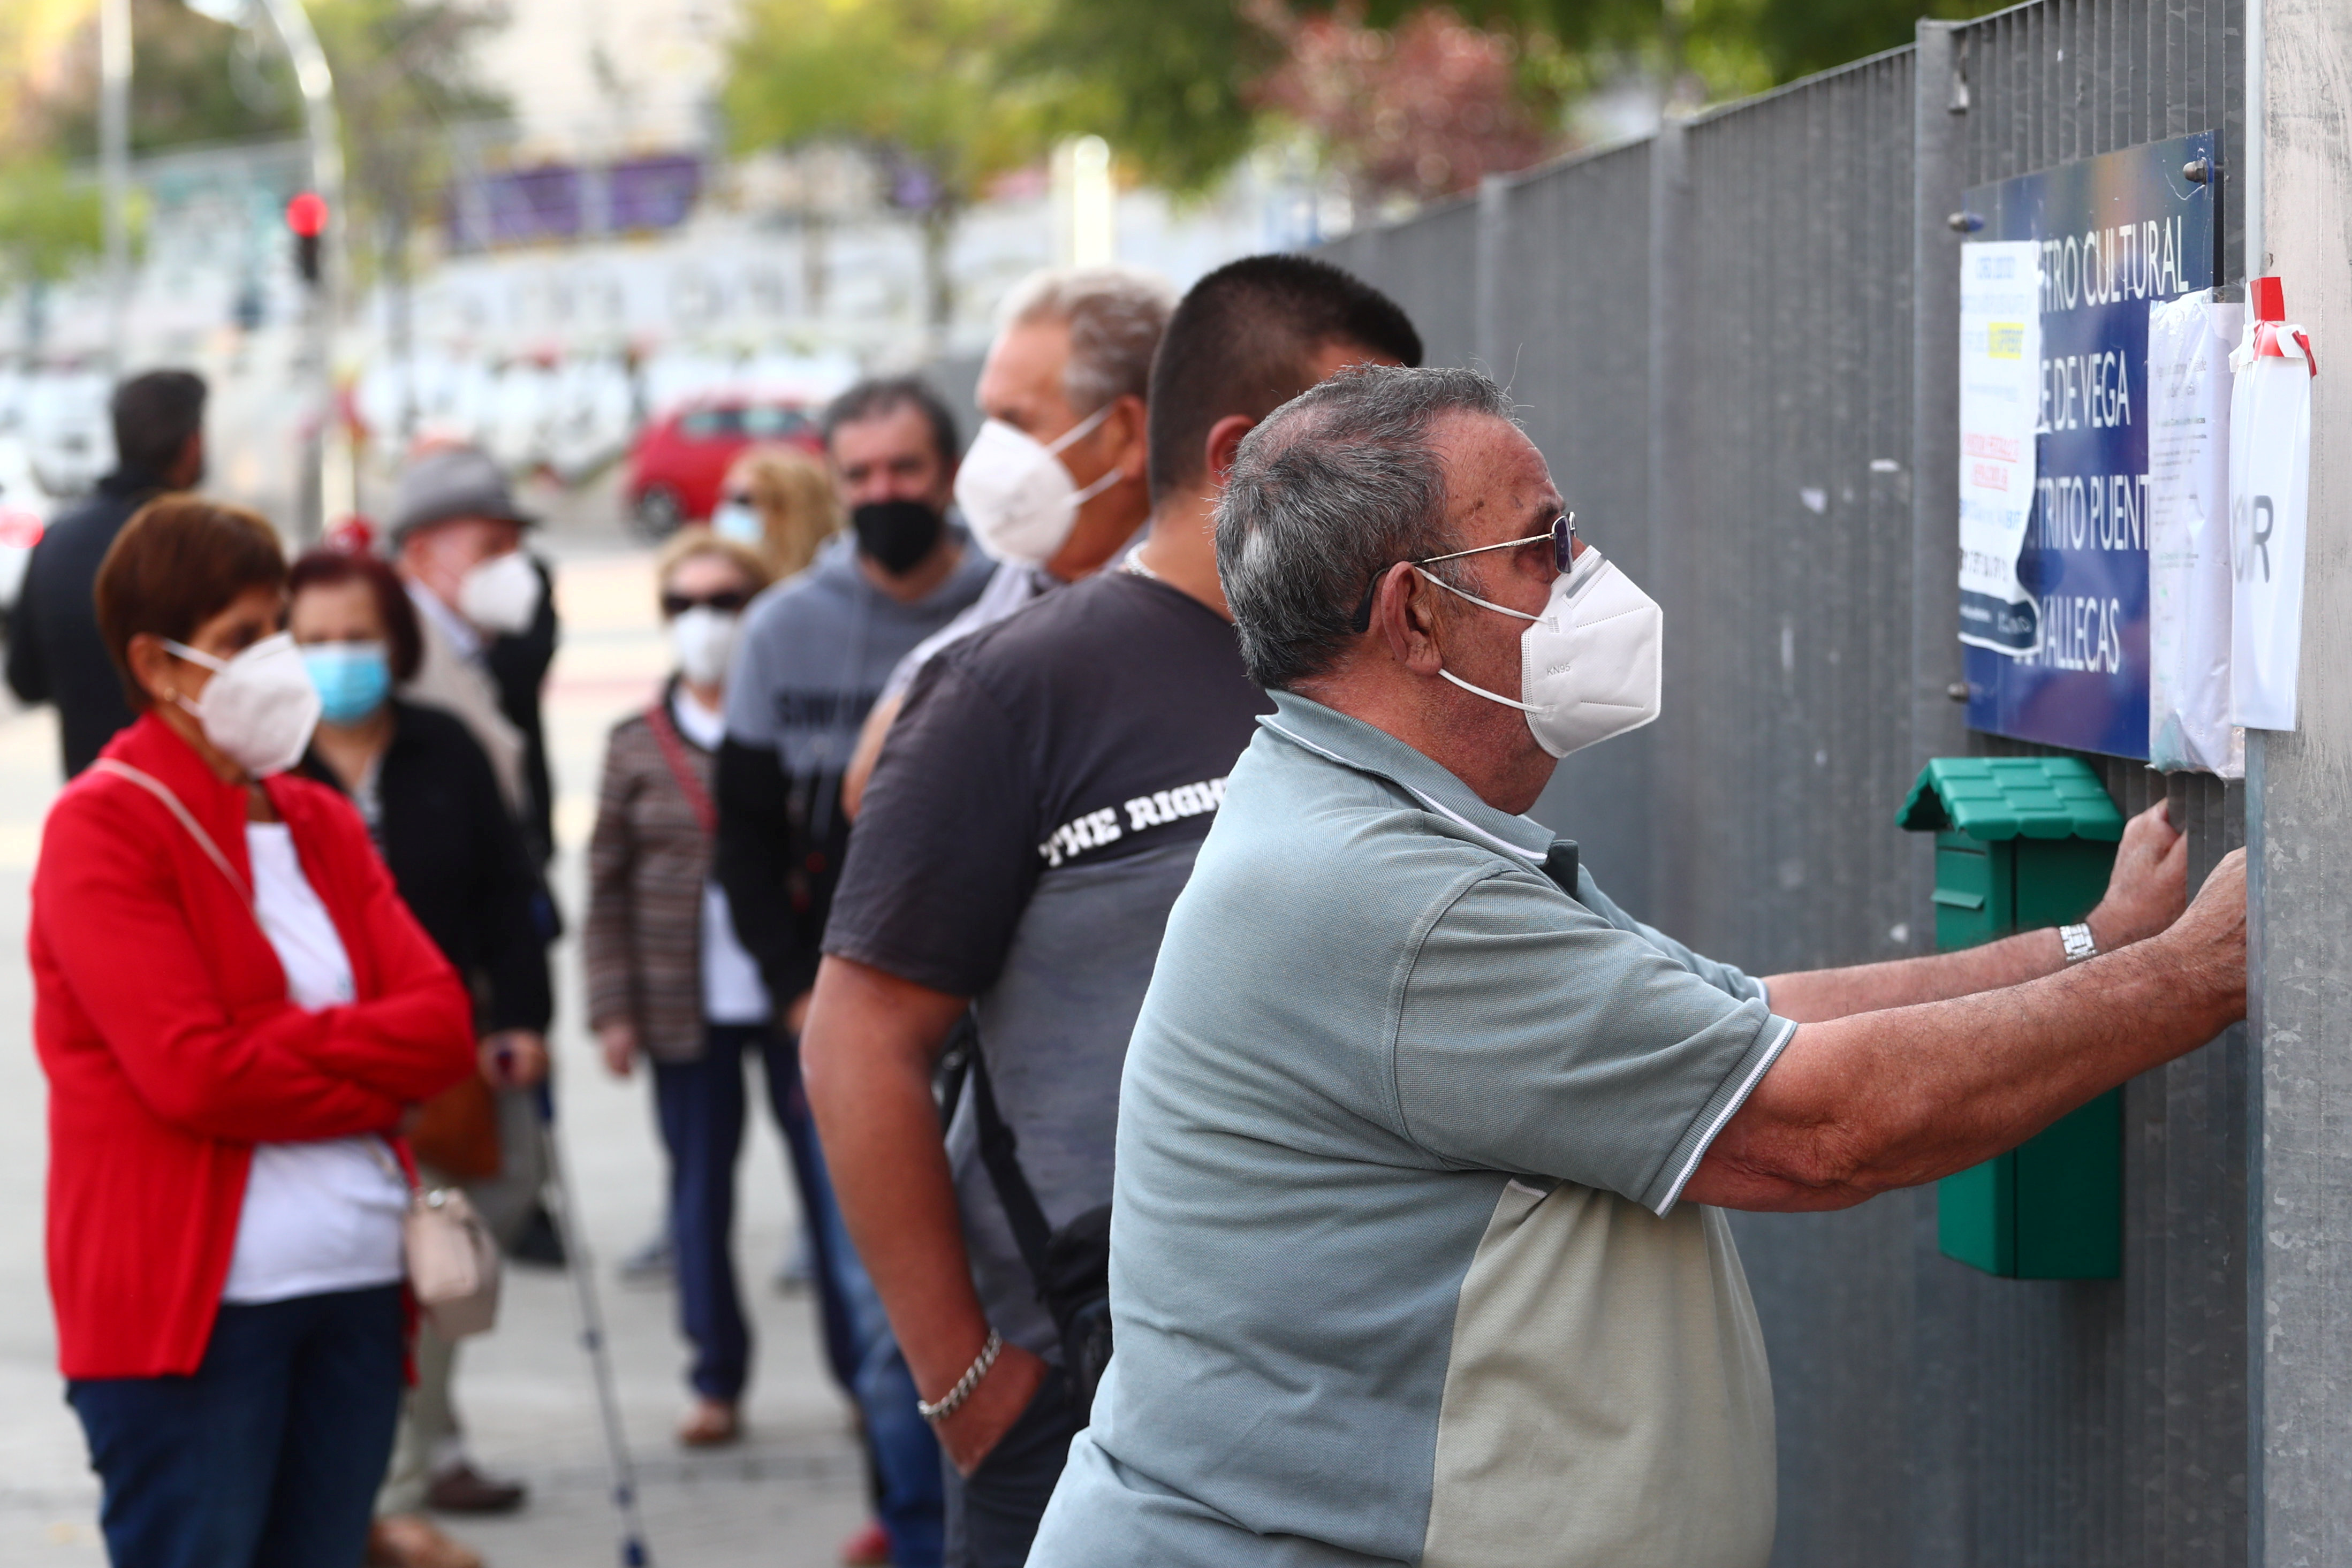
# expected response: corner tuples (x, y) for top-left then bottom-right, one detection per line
(457, 549), (543, 635)
(1420, 546), (1663, 759)
(711, 501), (765, 547)
(669, 606), (740, 688)
(954, 404), (1121, 568)
(164, 631), (323, 777)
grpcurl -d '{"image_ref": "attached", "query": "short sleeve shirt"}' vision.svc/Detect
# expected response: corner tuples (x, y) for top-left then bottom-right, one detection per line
(823, 567), (1271, 1357)
(1027, 692), (1795, 1568)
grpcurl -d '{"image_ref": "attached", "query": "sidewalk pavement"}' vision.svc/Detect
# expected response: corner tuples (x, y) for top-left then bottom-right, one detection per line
(0, 506), (876, 1567)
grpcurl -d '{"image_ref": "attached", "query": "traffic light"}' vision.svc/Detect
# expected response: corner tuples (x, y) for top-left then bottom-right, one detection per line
(286, 191), (328, 286)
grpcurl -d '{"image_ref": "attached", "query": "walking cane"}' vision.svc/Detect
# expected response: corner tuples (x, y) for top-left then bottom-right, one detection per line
(530, 1089), (656, 1566)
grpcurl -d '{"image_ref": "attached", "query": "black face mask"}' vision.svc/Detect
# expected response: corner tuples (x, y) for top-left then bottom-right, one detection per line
(851, 499), (945, 575)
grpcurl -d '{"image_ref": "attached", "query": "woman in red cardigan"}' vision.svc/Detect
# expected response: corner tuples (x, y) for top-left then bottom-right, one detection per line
(30, 497), (476, 1568)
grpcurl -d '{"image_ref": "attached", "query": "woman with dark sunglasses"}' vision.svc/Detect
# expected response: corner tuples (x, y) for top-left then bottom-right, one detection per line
(586, 529), (818, 1451)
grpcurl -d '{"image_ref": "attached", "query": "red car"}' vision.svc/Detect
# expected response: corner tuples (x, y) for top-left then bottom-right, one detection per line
(624, 395), (822, 538)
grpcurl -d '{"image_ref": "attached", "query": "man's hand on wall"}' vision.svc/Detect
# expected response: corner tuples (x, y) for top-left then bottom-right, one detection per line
(2158, 846), (2248, 1017)
(2087, 800), (2189, 950)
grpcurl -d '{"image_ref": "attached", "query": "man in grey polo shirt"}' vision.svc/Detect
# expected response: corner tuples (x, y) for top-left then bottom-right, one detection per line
(1028, 365), (2247, 1567)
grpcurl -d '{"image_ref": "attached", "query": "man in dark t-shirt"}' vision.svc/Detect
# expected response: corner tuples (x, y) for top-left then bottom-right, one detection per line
(805, 256), (1424, 1568)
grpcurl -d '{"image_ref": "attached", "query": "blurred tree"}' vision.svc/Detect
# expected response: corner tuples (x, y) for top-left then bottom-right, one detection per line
(1015, 0), (1280, 193)
(1019, 0), (2010, 204)
(37, 0), (301, 156)
(724, 0), (1067, 339)
(306, 0), (508, 355)
(0, 158), (105, 282)
(1254, 5), (1560, 206)
(0, 155), (108, 349)
(27, 0), (504, 356)
(1743, 0), (2009, 82)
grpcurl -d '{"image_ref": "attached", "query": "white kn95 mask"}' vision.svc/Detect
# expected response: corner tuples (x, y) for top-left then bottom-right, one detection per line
(1418, 546), (1664, 759)
(163, 631), (324, 777)
(954, 405), (1121, 567)
(457, 550), (544, 635)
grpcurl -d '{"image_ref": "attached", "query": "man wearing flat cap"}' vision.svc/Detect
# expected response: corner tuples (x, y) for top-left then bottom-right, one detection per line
(389, 443), (559, 863)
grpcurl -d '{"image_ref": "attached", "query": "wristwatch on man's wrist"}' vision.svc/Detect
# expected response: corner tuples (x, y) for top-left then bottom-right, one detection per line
(2058, 922), (2098, 965)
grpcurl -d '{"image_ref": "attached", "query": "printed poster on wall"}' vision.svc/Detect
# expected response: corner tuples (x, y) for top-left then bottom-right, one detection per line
(1958, 242), (2044, 653)
(1959, 131), (2220, 759)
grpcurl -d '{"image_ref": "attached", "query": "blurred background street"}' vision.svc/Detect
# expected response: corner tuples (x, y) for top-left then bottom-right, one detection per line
(0, 486), (872, 1567)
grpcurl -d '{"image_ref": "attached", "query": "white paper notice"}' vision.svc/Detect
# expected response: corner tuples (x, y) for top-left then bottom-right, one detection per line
(1958, 241), (2044, 654)
(2146, 290), (2243, 774)
(2228, 319), (2315, 731)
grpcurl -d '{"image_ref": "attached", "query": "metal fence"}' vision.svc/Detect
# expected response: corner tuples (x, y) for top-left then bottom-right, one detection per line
(1318, 2), (2246, 1563)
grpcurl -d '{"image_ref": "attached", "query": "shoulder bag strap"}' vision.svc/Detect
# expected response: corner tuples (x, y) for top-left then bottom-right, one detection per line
(966, 1032), (1057, 1285)
(89, 758), (253, 907)
(365, 1130), (422, 1197)
(643, 700), (718, 837)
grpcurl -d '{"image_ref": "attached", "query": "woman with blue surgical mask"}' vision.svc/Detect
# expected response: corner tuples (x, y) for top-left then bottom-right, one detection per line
(712, 445), (840, 581)
(287, 546), (555, 1568)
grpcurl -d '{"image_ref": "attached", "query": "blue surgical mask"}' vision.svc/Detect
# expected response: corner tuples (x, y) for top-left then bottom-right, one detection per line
(712, 500), (765, 547)
(302, 641), (393, 727)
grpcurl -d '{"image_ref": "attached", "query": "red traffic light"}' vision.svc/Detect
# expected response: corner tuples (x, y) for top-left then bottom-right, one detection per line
(285, 191), (329, 238)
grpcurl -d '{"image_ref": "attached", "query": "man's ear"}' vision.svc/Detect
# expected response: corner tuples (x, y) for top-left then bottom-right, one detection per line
(1106, 394), (1149, 481)
(1372, 562), (1447, 675)
(1203, 414), (1255, 487)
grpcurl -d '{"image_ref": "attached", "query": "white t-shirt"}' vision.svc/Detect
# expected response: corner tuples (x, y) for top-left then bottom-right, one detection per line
(672, 689), (772, 1026)
(218, 822), (409, 1305)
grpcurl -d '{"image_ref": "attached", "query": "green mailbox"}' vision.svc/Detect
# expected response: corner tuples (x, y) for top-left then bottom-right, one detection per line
(1896, 757), (2124, 1280)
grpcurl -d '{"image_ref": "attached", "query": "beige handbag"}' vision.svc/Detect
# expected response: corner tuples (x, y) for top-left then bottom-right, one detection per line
(94, 760), (502, 1339)
(379, 1152), (503, 1340)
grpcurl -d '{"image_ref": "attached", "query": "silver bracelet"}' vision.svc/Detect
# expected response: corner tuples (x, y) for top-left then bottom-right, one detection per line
(2059, 922), (2098, 964)
(917, 1329), (1003, 1424)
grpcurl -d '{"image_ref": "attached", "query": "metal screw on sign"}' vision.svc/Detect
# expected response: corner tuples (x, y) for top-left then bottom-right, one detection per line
(2183, 158), (2213, 184)
(1948, 211), (1985, 233)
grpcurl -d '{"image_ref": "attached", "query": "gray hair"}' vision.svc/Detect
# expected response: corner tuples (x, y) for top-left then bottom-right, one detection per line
(1216, 364), (1512, 691)
(998, 265), (1178, 414)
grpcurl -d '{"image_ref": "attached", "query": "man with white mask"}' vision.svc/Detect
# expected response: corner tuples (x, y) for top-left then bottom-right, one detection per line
(388, 445), (546, 828)
(840, 265), (1174, 816)
(805, 255), (1423, 1568)
(390, 443), (572, 1287)
(1024, 364), (2247, 1568)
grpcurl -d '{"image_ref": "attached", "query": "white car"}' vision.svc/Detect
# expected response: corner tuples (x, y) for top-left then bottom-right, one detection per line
(0, 437), (56, 617)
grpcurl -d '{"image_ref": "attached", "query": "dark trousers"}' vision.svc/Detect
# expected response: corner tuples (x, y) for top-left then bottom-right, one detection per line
(654, 1024), (943, 1567)
(943, 1368), (1087, 1568)
(654, 1023), (799, 1401)
(67, 1284), (404, 1568)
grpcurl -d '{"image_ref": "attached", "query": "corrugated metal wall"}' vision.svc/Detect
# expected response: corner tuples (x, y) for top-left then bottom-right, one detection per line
(1315, 2), (2247, 1562)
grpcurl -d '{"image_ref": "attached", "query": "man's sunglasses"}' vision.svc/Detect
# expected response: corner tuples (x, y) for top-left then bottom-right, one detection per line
(662, 589), (753, 617)
(1349, 513), (1575, 633)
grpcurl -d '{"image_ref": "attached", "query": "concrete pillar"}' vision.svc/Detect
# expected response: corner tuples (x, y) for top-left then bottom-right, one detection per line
(2245, 1), (2352, 1562)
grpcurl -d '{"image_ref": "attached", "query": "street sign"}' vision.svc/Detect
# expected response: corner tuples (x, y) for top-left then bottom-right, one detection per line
(1960, 132), (2220, 758)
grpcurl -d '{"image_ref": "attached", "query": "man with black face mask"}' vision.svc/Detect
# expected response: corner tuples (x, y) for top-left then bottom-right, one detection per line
(714, 374), (989, 1568)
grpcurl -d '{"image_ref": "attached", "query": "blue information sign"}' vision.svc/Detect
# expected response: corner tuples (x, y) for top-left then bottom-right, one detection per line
(1962, 132), (2220, 758)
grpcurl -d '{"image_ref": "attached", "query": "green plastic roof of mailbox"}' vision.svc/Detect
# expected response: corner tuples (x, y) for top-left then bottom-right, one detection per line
(1896, 756), (2125, 841)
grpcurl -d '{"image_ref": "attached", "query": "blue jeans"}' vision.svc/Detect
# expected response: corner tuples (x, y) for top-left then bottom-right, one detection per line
(67, 1284), (404, 1568)
(654, 1024), (943, 1567)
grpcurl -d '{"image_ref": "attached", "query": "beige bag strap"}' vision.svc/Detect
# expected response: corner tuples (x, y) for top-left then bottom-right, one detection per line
(365, 1133), (421, 1197)
(90, 758), (254, 907)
